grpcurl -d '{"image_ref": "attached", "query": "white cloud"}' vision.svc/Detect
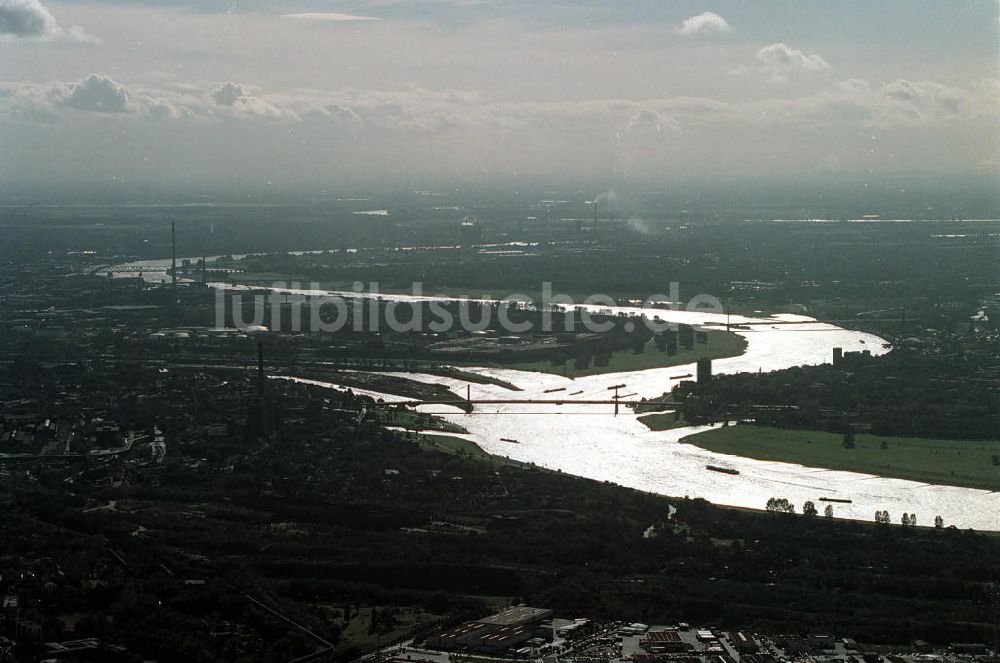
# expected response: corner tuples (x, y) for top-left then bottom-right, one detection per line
(0, 0), (99, 43)
(675, 11), (732, 35)
(1, 73), (994, 140)
(2, 73), (995, 185)
(755, 42), (830, 80)
(876, 79), (969, 125)
(737, 77), (999, 130)
(0, 0), (56, 38)
(208, 81), (300, 119)
(58, 74), (129, 113)
(730, 43), (830, 82)
(281, 12), (381, 23)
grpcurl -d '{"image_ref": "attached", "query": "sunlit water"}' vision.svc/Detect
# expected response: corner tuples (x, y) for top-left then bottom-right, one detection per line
(283, 304), (999, 531)
(109, 257), (1000, 530)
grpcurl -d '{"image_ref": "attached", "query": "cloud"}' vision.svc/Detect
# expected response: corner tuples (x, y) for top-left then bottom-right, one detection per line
(675, 11), (731, 35)
(613, 108), (682, 178)
(876, 79), (969, 125)
(0, 0), (55, 38)
(0, 74), (365, 123)
(58, 74), (129, 113)
(210, 81), (248, 107)
(2, 72), (996, 185)
(1, 74), (187, 119)
(755, 42), (830, 80)
(282, 12), (381, 23)
(0, 0), (99, 42)
(209, 81), (298, 119)
(882, 79), (962, 111)
(1, 73), (994, 143)
(737, 77), (998, 130)
(623, 108), (679, 134)
(731, 42), (830, 82)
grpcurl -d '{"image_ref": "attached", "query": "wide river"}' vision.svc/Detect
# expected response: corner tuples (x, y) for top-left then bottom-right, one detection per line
(108, 257), (1000, 530)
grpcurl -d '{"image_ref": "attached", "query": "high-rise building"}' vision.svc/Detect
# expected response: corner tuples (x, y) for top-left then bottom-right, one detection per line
(171, 221), (177, 289)
(697, 358), (712, 383)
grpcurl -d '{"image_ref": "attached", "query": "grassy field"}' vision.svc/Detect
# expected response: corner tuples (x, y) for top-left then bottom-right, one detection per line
(376, 408), (469, 434)
(724, 302), (809, 317)
(681, 425), (1000, 491)
(228, 271), (310, 283)
(503, 330), (746, 378)
(315, 604), (440, 655)
(637, 411), (690, 432)
(415, 433), (529, 468)
(227, 275), (690, 303)
(226, 271), (748, 380)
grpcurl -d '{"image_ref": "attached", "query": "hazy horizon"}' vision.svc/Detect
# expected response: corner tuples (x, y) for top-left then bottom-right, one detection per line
(2, 0), (998, 195)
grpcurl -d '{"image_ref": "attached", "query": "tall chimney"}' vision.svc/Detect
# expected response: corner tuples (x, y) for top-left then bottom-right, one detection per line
(257, 341), (265, 398)
(171, 221), (177, 289)
(593, 201), (598, 228)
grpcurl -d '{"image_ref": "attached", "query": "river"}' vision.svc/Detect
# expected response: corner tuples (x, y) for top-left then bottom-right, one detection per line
(108, 256), (1000, 530)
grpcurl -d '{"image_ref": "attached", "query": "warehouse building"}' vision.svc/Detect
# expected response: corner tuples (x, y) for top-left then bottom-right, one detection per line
(424, 606), (554, 655)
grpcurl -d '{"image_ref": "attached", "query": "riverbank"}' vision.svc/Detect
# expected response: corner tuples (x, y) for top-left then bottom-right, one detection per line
(415, 433), (533, 468)
(637, 412), (690, 432)
(679, 424), (1000, 492)
(500, 331), (746, 378)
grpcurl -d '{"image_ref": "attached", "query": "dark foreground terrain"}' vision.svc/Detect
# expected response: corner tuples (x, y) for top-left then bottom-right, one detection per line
(1, 200), (998, 661)
(2, 361), (999, 662)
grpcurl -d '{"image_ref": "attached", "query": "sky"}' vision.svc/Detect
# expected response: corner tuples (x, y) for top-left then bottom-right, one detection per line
(1, 0), (998, 194)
